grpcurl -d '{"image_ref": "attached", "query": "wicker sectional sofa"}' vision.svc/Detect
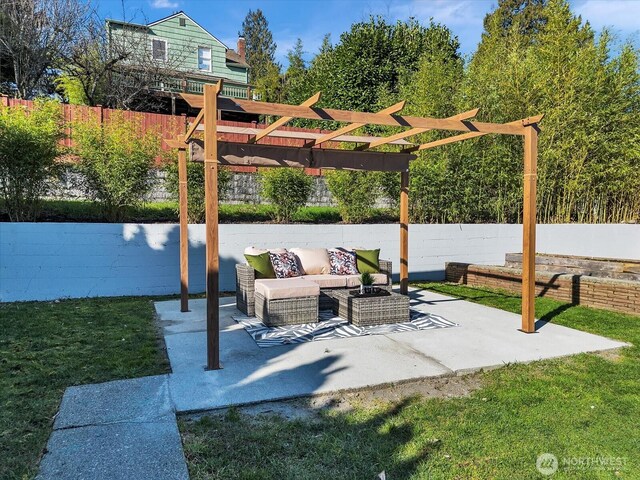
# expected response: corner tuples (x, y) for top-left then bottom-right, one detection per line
(235, 257), (392, 322)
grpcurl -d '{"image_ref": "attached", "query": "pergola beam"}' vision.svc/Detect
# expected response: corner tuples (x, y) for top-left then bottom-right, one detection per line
(403, 114), (544, 152)
(249, 92), (321, 144)
(180, 93), (526, 135)
(304, 101), (406, 148)
(357, 108), (480, 150)
(199, 123), (415, 145)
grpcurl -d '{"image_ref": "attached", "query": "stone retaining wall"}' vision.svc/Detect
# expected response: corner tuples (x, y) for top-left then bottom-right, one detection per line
(445, 262), (639, 315)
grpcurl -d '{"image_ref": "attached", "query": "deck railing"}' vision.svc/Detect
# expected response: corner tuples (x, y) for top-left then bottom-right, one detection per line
(151, 77), (259, 100)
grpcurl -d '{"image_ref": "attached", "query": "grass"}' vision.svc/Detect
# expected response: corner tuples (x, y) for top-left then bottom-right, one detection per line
(180, 283), (639, 479)
(0, 297), (170, 480)
(0, 199), (398, 224)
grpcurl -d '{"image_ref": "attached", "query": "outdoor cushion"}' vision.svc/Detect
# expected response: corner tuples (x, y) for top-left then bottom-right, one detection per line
(355, 249), (380, 274)
(344, 273), (388, 288)
(290, 248), (331, 275)
(244, 252), (276, 279)
(269, 251), (302, 278)
(302, 274), (347, 289)
(255, 278), (320, 300)
(327, 248), (359, 275)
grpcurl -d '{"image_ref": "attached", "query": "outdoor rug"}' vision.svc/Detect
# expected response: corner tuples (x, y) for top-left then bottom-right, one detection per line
(232, 309), (458, 347)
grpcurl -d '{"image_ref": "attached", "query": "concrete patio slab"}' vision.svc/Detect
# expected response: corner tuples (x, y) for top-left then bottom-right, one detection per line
(54, 375), (172, 430)
(37, 421), (188, 480)
(166, 329), (452, 411)
(155, 288), (628, 413)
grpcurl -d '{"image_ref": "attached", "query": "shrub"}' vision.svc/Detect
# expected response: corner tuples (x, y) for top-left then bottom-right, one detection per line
(73, 112), (158, 222)
(258, 168), (314, 222)
(0, 99), (63, 221)
(325, 170), (381, 223)
(164, 154), (231, 223)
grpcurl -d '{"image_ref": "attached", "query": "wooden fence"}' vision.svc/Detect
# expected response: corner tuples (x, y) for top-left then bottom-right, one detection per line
(1, 96), (327, 174)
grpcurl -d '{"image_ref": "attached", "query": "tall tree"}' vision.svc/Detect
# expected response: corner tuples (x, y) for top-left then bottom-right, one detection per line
(239, 9), (279, 86)
(284, 38), (308, 105)
(0, 0), (89, 98)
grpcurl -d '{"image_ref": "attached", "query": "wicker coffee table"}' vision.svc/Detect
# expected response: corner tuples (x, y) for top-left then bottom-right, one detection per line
(331, 289), (410, 326)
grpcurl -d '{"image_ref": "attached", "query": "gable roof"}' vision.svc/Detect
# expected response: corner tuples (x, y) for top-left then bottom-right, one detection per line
(147, 11), (228, 50)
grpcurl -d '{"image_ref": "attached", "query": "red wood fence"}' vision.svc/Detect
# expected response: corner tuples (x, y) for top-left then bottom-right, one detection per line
(1, 95), (329, 175)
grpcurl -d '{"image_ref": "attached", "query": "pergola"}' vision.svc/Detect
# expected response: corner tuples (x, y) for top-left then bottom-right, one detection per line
(165, 80), (543, 370)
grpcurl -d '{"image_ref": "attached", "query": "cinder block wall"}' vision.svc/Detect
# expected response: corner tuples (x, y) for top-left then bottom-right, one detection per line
(2, 223), (638, 302)
(445, 263), (639, 315)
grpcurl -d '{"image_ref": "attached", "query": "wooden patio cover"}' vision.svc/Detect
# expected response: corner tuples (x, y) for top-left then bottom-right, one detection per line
(165, 80), (543, 370)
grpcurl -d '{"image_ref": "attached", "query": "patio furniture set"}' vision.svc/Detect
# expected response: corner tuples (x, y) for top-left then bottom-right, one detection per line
(236, 247), (410, 327)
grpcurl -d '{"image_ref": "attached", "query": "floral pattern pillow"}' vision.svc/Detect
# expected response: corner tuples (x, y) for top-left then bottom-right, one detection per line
(328, 248), (359, 275)
(269, 251), (302, 278)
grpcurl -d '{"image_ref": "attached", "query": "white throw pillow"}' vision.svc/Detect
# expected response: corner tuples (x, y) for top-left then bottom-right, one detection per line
(289, 248), (332, 275)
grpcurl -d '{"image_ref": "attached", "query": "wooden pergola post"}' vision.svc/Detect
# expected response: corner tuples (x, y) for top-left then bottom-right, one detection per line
(204, 82), (221, 369)
(521, 125), (538, 333)
(178, 147), (189, 312)
(400, 169), (409, 295)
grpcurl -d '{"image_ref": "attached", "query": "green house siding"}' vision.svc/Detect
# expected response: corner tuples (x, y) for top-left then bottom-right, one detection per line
(107, 12), (248, 85)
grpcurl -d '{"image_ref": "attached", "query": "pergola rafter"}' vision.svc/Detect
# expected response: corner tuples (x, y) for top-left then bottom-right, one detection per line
(249, 92), (322, 144)
(168, 80), (543, 370)
(354, 108), (480, 151)
(181, 93), (528, 135)
(304, 101), (406, 148)
(403, 115), (544, 153)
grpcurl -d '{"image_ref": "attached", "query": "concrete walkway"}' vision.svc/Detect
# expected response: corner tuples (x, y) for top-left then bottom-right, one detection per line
(37, 376), (188, 480)
(37, 287), (627, 479)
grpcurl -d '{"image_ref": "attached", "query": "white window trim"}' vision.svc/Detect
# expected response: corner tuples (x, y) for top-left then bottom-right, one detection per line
(151, 37), (168, 62)
(197, 45), (212, 72)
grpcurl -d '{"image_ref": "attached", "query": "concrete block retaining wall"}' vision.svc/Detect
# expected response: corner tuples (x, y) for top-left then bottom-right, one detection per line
(47, 169), (344, 207)
(1, 223), (638, 302)
(445, 262), (640, 315)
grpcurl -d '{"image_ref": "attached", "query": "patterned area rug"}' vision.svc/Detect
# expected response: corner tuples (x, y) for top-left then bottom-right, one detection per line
(233, 309), (458, 348)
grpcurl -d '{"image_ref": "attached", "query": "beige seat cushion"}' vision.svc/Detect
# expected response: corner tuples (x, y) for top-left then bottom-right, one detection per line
(255, 278), (320, 300)
(344, 273), (388, 288)
(289, 248), (331, 275)
(302, 274), (347, 289)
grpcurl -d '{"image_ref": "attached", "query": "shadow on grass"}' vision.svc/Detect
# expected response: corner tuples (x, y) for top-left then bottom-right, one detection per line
(181, 395), (438, 480)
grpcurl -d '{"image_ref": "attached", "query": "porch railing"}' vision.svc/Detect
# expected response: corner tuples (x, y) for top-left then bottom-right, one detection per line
(151, 77), (259, 100)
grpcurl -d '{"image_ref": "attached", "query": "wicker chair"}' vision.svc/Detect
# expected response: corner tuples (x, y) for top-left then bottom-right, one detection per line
(235, 259), (392, 317)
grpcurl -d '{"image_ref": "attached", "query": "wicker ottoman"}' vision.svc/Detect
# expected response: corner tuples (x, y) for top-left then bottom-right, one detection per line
(332, 290), (410, 326)
(254, 278), (320, 326)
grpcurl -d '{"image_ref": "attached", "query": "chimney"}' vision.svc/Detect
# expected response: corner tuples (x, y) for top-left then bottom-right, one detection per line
(237, 36), (246, 62)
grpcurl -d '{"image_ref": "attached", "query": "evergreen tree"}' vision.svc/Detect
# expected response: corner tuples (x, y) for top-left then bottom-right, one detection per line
(284, 38), (308, 105)
(239, 9), (279, 86)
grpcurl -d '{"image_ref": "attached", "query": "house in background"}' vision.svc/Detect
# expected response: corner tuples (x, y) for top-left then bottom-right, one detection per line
(106, 11), (256, 118)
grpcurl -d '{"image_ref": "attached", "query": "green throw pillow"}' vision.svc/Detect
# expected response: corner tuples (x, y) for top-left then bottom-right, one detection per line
(244, 252), (276, 279)
(355, 249), (380, 274)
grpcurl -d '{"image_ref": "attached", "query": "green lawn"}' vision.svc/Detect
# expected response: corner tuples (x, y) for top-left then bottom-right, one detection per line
(0, 297), (170, 480)
(180, 284), (639, 480)
(0, 199), (398, 224)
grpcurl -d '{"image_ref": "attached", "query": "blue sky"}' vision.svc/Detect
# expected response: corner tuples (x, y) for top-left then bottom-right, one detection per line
(98, 0), (640, 66)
